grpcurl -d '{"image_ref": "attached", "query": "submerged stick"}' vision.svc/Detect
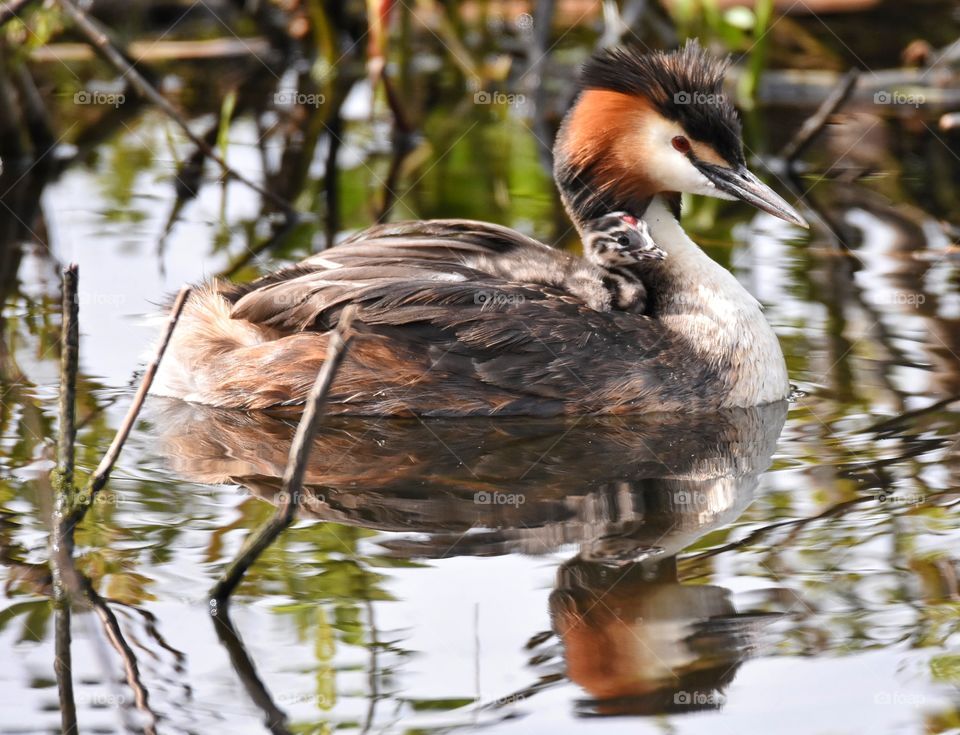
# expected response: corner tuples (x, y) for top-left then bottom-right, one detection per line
(69, 287), (191, 525)
(54, 265), (79, 502)
(211, 607), (293, 735)
(51, 263), (79, 735)
(50, 269), (173, 733)
(780, 68), (860, 165)
(54, 0), (297, 218)
(82, 578), (158, 735)
(52, 600), (77, 734)
(210, 311), (355, 602)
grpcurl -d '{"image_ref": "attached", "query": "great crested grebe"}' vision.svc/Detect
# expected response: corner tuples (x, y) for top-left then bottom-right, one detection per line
(152, 41), (807, 416)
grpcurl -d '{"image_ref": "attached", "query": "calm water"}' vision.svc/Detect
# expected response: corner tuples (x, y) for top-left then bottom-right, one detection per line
(2, 10), (960, 734)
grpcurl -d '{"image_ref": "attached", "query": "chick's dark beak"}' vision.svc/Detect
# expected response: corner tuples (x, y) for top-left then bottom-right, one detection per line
(694, 161), (808, 228)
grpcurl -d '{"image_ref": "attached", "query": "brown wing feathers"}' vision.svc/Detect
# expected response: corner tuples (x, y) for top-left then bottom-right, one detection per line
(193, 219), (686, 415)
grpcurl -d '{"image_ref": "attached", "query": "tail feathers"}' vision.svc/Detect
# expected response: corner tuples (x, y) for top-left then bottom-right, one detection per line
(150, 284), (276, 403)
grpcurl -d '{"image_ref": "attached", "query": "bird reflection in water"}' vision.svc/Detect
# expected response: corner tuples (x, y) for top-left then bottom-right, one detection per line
(150, 397), (790, 719)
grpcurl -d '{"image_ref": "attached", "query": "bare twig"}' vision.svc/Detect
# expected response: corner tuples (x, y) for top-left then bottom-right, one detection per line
(48, 268), (172, 734)
(323, 105), (344, 248)
(683, 486), (960, 567)
(211, 607), (293, 735)
(81, 578), (158, 735)
(54, 547), (160, 734)
(55, 264), (79, 501)
(52, 598), (76, 734)
(736, 66), (960, 108)
(863, 393), (960, 436)
(54, 0), (297, 218)
(51, 263), (79, 735)
(781, 68), (860, 166)
(210, 311), (355, 602)
(69, 286), (191, 524)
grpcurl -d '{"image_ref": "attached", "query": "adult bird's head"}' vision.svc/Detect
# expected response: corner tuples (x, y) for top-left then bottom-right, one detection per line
(554, 40), (807, 232)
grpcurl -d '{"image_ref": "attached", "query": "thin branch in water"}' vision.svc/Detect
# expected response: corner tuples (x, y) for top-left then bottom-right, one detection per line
(55, 547), (161, 734)
(51, 263), (79, 735)
(55, 264), (79, 502)
(80, 576), (159, 735)
(681, 485), (960, 566)
(865, 393), (960, 436)
(210, 606), (293, 735)
(53, 599), (76, 734)
(781, 68), (860, 166)
(54, 0), (298, 218)
(210, 309), (355, 602)
(48, 267), (175, 733)
(69, 286), (191, 525)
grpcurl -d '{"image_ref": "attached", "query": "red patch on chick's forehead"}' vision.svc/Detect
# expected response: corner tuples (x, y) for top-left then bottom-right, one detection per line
(620, 214), (638, 226)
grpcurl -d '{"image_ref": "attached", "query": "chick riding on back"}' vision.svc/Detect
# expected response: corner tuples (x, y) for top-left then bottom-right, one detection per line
(580, 211), (666, 312)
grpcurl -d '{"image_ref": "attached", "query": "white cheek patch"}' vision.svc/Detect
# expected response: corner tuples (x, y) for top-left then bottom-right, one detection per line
(634, 117), (737, 200)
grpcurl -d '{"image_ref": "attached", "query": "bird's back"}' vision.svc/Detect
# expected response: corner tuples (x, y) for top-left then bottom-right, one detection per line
(151, 220), (715, 416)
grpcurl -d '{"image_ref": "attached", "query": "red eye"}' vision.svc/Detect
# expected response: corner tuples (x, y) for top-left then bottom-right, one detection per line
(672, 136), (691, 153)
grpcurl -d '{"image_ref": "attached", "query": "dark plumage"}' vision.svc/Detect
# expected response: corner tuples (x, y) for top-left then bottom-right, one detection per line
(151, 217), (736, 415)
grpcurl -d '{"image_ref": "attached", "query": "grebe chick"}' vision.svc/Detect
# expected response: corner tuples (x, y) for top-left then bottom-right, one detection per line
(441, 212), (665, 314)
(581, 211), (665, 312)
